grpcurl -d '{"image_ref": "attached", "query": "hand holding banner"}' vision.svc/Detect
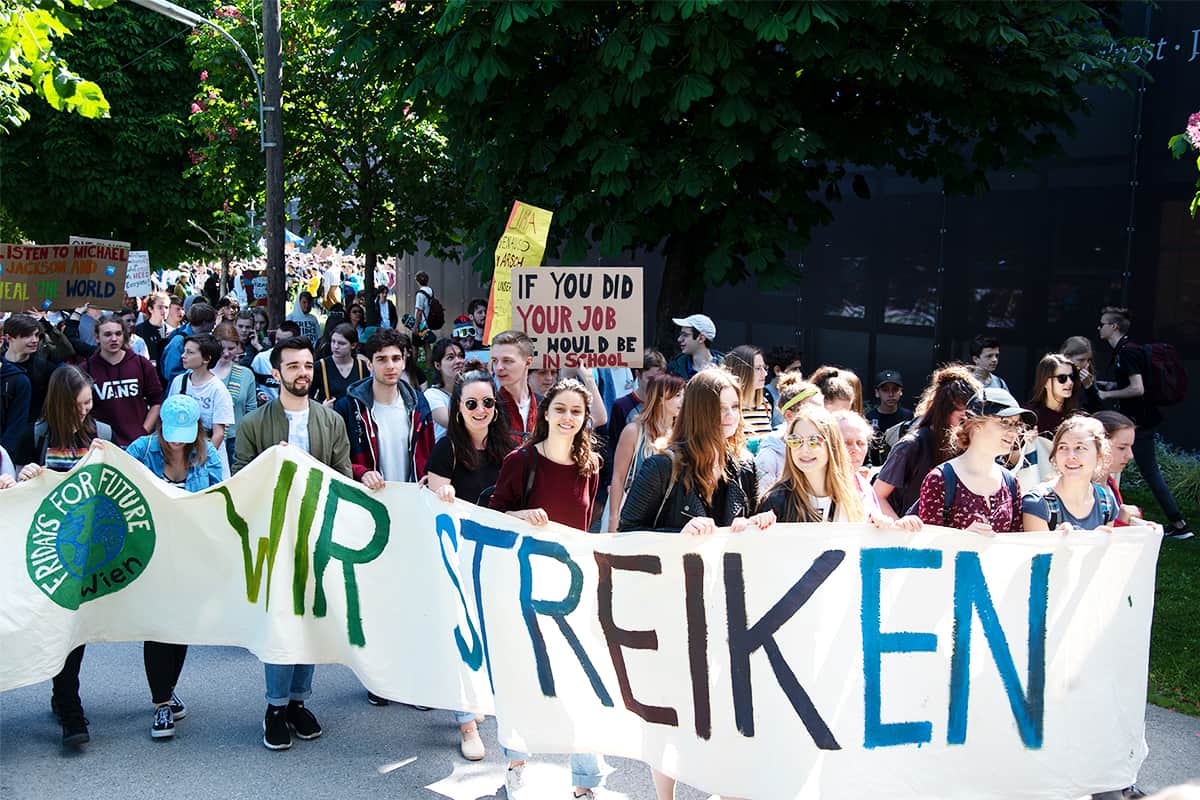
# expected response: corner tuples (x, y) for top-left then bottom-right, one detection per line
(0, 445), (1158, 799)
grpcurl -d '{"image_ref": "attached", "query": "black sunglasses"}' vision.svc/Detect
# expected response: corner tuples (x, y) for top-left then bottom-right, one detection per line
(463, 397), (496, 411)
(1053, 374), (1074, 384)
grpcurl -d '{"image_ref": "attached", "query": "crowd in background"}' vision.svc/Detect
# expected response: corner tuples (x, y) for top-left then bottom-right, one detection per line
(0, 262), (1184, 800)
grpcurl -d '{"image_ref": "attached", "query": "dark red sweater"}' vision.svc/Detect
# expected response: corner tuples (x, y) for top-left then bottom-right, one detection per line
(83, 351), (164, 446)
(489, 446), (599, 531)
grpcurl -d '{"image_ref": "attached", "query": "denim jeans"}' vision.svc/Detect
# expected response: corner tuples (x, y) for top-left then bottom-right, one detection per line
(1131, 427), (1182, 523)
(264, 663), (314, 707)
(501, 746), (603, 789)
(451, 709), (476, 726)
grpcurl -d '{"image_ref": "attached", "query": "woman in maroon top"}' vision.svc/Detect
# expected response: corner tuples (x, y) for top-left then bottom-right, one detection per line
(917, 388), (1035, 533)
(490, 378), (601, 530)
(487, 377), (604, 798)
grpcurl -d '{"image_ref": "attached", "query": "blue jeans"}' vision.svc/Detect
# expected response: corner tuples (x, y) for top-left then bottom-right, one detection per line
(502, 746), (603, 789)
(1132, 427), (1182, 523)
(451, 709), (476, 725)
(264, 663), (314, 707)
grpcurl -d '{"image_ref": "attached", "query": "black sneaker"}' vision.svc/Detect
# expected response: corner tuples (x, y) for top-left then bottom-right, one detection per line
(169, 691), (188, 721)
(61, 713), (90, 746)
(1165, 524), (1194, 541)
(151, 705), (175, 739)
(263, 705), (292, 750)
(402, 703), (433, 711)
(366, 691), (390, 706)
(286, 700), (322, 740)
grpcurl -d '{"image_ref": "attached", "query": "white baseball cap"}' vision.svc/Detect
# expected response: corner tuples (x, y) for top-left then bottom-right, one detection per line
(672, 313), (716, 341)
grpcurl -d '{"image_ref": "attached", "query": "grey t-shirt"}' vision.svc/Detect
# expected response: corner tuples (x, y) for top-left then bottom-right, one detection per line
(1021, 482), (1117, 529)
(284, 407), (310, 454)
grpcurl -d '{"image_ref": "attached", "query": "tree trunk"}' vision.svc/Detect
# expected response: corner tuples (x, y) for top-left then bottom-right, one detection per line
(654, 233), (708, 356)
(263, 0), (286, 329)
(364, 249), (378, 326)
(220, 255), (230, 299)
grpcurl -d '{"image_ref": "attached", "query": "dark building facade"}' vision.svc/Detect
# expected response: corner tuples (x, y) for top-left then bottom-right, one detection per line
(690, 3), (1200, 447)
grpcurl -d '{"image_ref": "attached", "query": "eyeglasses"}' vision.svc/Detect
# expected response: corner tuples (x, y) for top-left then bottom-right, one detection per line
(463, 397), (496, 411)
(1053, 374), (1074, 384)
(453, 326), (475, 339)
(785, 434), (825, 450)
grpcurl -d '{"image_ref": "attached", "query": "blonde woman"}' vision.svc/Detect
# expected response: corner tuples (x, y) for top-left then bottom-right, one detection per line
(725, 345), (774, 438)
(760, 405), (871, 523)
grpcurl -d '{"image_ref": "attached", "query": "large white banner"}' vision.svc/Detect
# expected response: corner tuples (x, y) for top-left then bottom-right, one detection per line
(0, 446), (1158, 799)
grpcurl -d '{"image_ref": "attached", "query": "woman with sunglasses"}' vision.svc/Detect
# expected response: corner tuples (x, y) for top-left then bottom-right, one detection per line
(761, 405), (872, 523)
(916, 388), (1034, 534)
(348, 304), (367, 339)
(1028, 353), (1080, 437)
(618, 367), (770, 800)
(1021, 415), (1118, 533)
(1060, 335), (1103, 413)
(754, 373), (824, 490)
(424, 370), (516, 762)
(424, 338), (466, 441)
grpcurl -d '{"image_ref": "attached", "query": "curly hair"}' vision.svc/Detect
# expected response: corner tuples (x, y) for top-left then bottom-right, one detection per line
(527, 378), (600, 477)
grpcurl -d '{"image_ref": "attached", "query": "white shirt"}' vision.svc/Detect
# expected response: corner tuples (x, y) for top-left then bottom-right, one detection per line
(169, 372), (235, 432)
(285, 407), (310, 454)
(373, 393), (410, 481)
(378, 300), (392, 329)
(423, 386), (450, 440)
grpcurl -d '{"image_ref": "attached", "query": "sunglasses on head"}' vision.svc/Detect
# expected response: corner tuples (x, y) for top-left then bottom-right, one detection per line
(1053, 374), (1073, 384)
(785, 434), (825, 450)
(463, 397), (496, 411)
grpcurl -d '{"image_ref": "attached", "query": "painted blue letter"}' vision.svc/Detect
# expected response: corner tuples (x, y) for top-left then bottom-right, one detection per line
(436, 514), (483, 670)
(861, 547), (942, 748)
(947, 552), (1050, 748)
(459, 519), (519, 689)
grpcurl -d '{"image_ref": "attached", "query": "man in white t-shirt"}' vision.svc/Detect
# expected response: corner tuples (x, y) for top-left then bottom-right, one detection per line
(332, 327), (434, 707)
(232, 334), (351, 752)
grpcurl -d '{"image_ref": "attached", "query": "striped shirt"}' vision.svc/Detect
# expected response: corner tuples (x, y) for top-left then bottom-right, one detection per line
(741, 401), (774, 438)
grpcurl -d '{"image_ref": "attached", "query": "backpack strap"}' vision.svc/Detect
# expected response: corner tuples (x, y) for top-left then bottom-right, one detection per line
(181, 372), (190, 396)
(319, 359), (330, 400)
(940, 462), (958, 528)
(1043, 490), (1062, 529)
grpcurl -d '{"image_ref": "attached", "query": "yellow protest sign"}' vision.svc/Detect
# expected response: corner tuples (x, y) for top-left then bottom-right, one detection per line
(483, 200), (552, 344)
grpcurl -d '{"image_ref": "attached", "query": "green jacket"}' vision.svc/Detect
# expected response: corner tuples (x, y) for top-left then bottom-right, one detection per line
(232, 398), (352, 477)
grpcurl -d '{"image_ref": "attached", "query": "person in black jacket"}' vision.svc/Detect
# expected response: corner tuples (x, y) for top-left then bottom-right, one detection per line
(617, 367), (772, 800)
(619, 368), (773, 535)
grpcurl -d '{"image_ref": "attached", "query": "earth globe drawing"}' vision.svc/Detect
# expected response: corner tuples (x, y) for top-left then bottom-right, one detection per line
(56, 496), (127, 579)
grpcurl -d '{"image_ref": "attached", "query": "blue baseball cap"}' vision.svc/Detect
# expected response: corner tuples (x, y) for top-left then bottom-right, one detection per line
(161, 394), (201, 443)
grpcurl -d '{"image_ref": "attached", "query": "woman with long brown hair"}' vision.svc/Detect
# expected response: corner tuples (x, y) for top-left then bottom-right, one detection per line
(875, 364), (980, 519)
(606, 372), (685, 531)
(724, 344), (774, 439)
(1059, 335), (1102, 412)
(488, 377), (606, 798)
(14, 365), (113, 749)
(1027, 353), (1079, 436)
(618, 367), (771, 799)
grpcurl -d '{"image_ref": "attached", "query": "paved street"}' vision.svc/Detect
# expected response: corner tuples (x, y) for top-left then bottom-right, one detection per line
(1, 643), (1197, 800)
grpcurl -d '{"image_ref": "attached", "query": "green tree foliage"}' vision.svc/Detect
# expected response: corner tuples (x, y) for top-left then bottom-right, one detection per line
(379, 0), (1143, 344)
(0, 0), (112, 132)
(189, 0), (472, 321)
(2, 1), (207, 264)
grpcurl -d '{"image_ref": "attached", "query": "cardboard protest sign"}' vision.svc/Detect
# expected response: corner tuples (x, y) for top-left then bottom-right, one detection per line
(512, 267), (643, 370)
(483, 200), (552, 344)
(252, 275), (268, 300)
(125, 251), (151, 297)
(0, 444), (1158, 799)
(0, 240), (130, 312)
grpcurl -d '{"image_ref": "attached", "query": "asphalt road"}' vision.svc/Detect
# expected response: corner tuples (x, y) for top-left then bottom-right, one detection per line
(1, 643), (1197, 800)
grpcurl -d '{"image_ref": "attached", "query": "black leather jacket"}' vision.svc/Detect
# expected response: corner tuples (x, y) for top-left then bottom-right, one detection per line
(617, 452), (758, 532)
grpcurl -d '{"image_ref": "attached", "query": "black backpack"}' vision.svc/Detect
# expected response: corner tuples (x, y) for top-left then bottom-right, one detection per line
(420, 287), (445, 330)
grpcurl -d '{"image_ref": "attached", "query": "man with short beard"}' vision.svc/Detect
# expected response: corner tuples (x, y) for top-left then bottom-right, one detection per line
(232, 335), (351, 751)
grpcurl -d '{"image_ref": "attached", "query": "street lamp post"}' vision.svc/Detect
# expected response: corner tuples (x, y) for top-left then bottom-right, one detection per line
(127, 0), (284, 322)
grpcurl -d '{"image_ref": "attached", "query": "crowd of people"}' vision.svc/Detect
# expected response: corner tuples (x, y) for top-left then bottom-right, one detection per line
(0, 273), (1187, 799)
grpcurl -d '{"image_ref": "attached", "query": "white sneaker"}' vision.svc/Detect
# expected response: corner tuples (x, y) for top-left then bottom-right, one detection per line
(459, 728), (485, 761)
(572, 791), (596, 800)
(505, 764), (526, 799)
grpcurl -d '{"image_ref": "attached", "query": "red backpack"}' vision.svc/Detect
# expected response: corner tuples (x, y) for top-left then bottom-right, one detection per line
(1121, 341), (1188, 407)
